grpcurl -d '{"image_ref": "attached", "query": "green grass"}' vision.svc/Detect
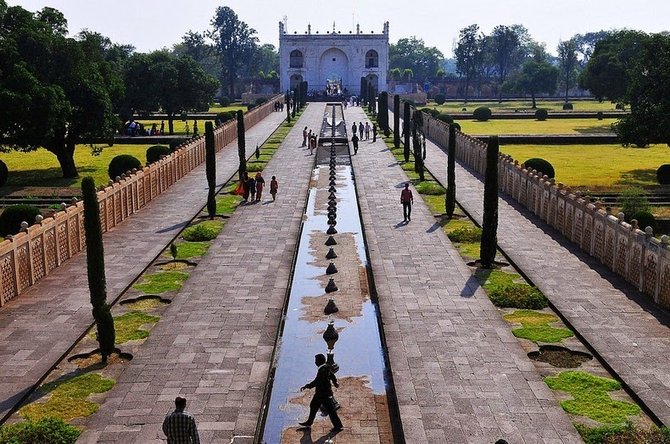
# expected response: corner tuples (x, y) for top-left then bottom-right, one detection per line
(421, 194), (445, 214)
(207, 104), (247, 114)
(113, 311), (160, 343)
(121, 297), (168, 311)
(216, 194), (242, 214)
(19, 373), (115, 421)
(455, 242), (480, 258)
(500, 144), (669, 191)
(182, 220), (224, 241)
(503, 310), (574, 343)
(1, 144), (149, 188)
(425, 99), (618, 113)
(135, 119), (215, 136)
(448, 226), (482, 243)
(545, 371), (641, 424)
(456, 118), (618, 135)
(475, 269), (522, 292)
(489, 283), (549, 309)
(415, 180), (446, 195)
(133, 271), (189, 294)
(0, 417), (80, 443)
(168, 241), (210, 259)
(575, 421), (670, 444)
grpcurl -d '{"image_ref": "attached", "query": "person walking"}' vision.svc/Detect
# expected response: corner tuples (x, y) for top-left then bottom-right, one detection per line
(302, 126), (308, 147)
(364, 122), (370, 140)
(270, 176), (278, 201)
(401, 182), (413, 222)
(299, 354), (343, 433)
(309, 134), (317, 155)
(255, 172), (265, 201)
(242, 172), (250, 202)
(351, 122), (357, 137)
(247, 174), (256, 202)
(162, 397), (200, 444)
(358, 122), (364, 139)
(372, 123), (378, 142)
(351, 133), (359, 155)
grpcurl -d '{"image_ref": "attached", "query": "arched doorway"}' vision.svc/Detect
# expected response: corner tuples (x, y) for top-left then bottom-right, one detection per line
(319, 48), (348, 95)
(366, 74), (379, 93)
(290, 74), (303, 90)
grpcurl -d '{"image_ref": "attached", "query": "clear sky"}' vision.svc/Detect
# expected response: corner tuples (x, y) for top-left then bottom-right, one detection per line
(8, 0), (670, 56)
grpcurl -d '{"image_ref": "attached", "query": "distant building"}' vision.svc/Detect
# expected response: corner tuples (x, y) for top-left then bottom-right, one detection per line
(278, 21), (389, 96)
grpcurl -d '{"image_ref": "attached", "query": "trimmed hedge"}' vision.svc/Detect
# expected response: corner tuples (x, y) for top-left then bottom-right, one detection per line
(473, 107), (492, 121)
(0, 159), (8, 186)
(631, 211), (657, 232)
(219, 96), (231, 107)
(145, 145), (171, 164)
(0, 417), (80, 444)
(217, 111), (236, 124)
(434, 93), (446, 105)
(489, 284), (549, 309)
(0, 204), (41, 236)
(108, 154), (141, 180)
(437, 113), (454, 124)
(524, 158), (555, 179)
(562, 103), (573, 110)
(657, 164), (670, 185)
(535, 109), (548, 121)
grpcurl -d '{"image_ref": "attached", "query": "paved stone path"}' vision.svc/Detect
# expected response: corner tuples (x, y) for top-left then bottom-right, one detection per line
(421, 134), (670, 426)
(0, 111), (286, 422)
(77, 104), (325, 443)
(346, 107), (581, 443)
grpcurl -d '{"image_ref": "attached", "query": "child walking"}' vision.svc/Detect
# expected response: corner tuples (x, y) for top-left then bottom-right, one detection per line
(270, 176), (278, 201)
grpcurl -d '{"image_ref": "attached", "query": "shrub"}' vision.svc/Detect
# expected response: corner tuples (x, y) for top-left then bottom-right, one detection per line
(0, 417), (80, 443)
(618, 187), (651, 220)
(145, 145), (171, 164)
(453, 122), (461, 131)
(448, 226), (482, 243)
(562, 103), (573, 110)
(169, 140), (182, 151)
(415, 181), (445, 195)
(0, 204), (41, 236)
(523, 158), (555, 179)
(0, 159), (8, 186)
(473, 106), (492, 121)
(434, 93), (446, 105)
(182, 221), (224, 241)
(615, 103), (624, 110)
(437, 113), (454, 124)
(657, 164), (670, 185)
(535, 108), (548, 121)
(217, 111), (235, 124)
(254, 97), (268, 106)
(597, 111), (604, 120)
(630, 211), (657, 232)
(246, 104), (257, 111)
(423, 108), (440, 118)
(219, 96), (231, 107)
(489, 283), (548, 309)
(108, 154), (141, 180)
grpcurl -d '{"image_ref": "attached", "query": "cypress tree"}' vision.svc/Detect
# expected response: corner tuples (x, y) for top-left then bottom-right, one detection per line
(445, 124), (456, 218)
(205, 121), (216, 219)
(81, 177), (115, 362)
(237, 110), (246, 179)
(360, 77), (367, 105)
(480, 135), (500, 269)
(291, 88), (297, 118)
(379, 92), (390, 136)
(286, 91), (291, 123)
(403, 102), (411, 162)
(412, 111), (425, 181)
(394, 94), (400, 148)
(368, 84), (375, 115)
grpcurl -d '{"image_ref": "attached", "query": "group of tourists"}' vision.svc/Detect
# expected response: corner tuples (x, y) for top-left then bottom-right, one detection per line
(302, 126), (319, 155)
(349, 120), (378, 154)
(125, 120), (165, 137)
(239, 171), (278, 203)
(273, 101), (285, 112)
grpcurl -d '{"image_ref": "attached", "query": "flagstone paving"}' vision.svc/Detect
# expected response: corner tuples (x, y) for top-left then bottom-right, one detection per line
(346, 106), (581, 443)
(0, 111), (286, 423)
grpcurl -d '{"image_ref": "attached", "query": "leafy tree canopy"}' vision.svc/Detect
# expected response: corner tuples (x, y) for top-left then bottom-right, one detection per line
(390, 37), (444, 83)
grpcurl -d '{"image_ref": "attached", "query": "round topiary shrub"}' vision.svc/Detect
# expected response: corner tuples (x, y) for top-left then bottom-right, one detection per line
(426, 109), (440, 118)
(657, 164), (670, 184)
(437, 113), (454, 124)
(630, 211), (657, 232)
(597, 111), (604, 120)
(615, 103), (624, 110)
(535, 109), (549, 121)
(246, 104), (257, 111)
(108, 154), (141, 180)
(453, 122), (462, 131)
(146, 145), (171, 164)
(473, 106), (492, 122)
(562, 103), (573, 110)
(434, 93), (446, 105)
(219, 96), (231, 107)
(523, 158), (555, 179)
(217, 111), (235, 124)
(0, 159), (8, 187)
(0, 204), (41, 236)
(255, 97), (268, 106)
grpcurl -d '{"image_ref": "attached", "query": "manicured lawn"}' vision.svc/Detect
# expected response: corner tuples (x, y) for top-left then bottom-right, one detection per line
(504, 310), (574, 343)
(545, 371), (641, 424)
(19, 373), (115, 421)
(134, 119), (215, 136)
(112, 311), (160, 343)
(425, 99), (619, 113)
(133, 271), (189, 294)
(456, 118), (618, 135)
(1, 145), (149, 189)
(500, 144), (668, 191)
(207, 104), (247, 114)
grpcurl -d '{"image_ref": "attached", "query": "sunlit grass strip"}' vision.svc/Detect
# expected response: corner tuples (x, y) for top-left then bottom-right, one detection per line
(133, 271), (189, 294)
(504, 310), (574, 343)
(113, 311), (160, 343)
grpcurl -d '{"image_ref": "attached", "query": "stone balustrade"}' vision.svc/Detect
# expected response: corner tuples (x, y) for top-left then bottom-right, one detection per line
(422, 112), (670, 310)
(0, 95), (283, 306)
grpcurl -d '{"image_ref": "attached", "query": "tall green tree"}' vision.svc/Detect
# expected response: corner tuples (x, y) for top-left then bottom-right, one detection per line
(455, 24), (484, 102)
(412, 110), (424, 181)
(445, 125), (456, 218)
(489, 25), (522, 98)
(205, 121), (216, 219)
(503, 57), (558, 108)
(557, 39), (579, 103)
(390, 37), (444, 82)
(403, 102), (411, 162)
(0, 5), (119, 178)
(237, 110), (246, 179)
(209, 6), (259, 97)
(393, 94), (400, 147)
(81, 176), (115, 362)
(480, 136), (500, 269)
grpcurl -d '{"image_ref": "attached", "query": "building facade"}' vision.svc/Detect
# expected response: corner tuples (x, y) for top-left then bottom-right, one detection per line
(278, 22), (389, 96)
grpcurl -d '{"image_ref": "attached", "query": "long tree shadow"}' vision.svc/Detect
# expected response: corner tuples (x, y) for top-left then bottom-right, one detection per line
(574, 124), (616, 134)
(7, 166), (98, 188)
(615, 168), (657, 186)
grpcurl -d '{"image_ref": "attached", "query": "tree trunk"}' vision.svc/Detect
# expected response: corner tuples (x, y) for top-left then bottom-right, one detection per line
(168, 113), (175, 135)
(531, 94), (537, 109)
(480, 136), (500, 269)
(464, 76), (470, 103)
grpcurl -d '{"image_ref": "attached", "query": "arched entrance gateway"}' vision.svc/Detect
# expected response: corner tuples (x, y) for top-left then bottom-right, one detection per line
(290, 74), (303, 89)
(319, 48), (348, 96)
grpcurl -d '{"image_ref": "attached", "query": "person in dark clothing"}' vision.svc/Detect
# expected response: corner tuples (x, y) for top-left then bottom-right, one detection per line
(401, 182), (413, 222)
(372, 124), (377, 142)
(162, 397), (200, 444)
(299, 354), (343, 433)
(242, 172), (250, 202)
(351, 133), (359, 154)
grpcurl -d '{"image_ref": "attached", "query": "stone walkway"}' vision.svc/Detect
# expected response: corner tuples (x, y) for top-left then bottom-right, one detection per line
(346, 106), (581, 443)
(0, 111), (286, 422)
(422, 135), (670, 426)
(77, 104), (325, 443)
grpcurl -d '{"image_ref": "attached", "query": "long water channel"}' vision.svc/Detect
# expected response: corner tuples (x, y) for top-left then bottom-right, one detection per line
(260, 104), (398, 443)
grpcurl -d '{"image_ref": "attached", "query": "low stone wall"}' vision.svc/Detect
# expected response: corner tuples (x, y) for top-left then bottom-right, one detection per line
(0, 95), (284, 306)
(423, 111), (670, 310)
